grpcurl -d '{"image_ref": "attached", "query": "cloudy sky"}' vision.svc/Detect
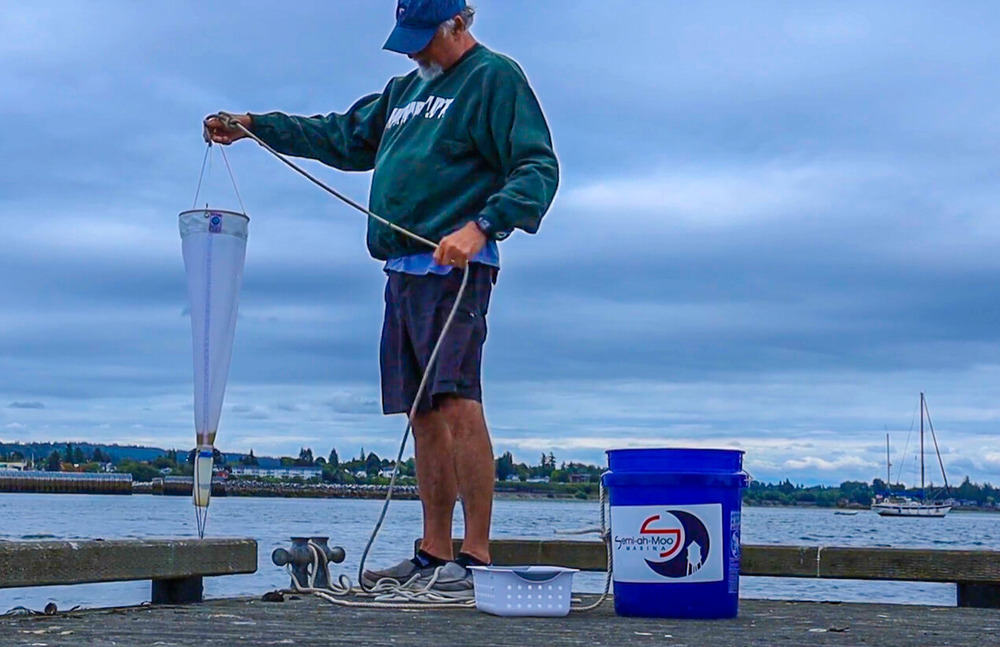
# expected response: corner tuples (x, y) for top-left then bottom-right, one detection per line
(2, 1), (999, 486)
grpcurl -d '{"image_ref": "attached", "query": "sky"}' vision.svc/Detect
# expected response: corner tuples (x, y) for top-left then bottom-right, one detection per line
(2, 1), (999, 486)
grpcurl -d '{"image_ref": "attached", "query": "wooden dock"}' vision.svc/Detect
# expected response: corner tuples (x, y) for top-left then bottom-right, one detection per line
(0, 538), (257, 604)
(3, 594), (997, 647)
(479, 539), (1000, 608)
(3, 537), (999, 645)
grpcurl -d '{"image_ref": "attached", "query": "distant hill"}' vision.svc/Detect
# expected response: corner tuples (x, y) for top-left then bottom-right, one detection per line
(2, 442), (171, 463)
(0, 441), (248, 466)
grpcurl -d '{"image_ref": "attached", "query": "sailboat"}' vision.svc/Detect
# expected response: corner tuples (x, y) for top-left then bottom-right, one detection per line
(872, 393), (952, 518)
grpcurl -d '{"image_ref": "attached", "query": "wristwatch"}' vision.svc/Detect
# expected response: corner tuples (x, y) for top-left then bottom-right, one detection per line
(475, 216), (510, 240)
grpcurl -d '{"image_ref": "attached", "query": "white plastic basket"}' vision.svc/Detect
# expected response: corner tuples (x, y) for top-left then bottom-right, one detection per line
(469, 565), (578, 617)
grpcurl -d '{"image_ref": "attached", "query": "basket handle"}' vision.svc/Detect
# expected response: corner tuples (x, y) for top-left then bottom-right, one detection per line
(511, 570), (565, 583)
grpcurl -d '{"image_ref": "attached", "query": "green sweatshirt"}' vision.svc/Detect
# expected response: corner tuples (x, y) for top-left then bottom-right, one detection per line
(250, 44), (559, 261)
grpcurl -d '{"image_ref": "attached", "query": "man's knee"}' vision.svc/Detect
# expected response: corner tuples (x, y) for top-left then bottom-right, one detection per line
(436, 395), (486, 436)
(410, 409), (448, 438)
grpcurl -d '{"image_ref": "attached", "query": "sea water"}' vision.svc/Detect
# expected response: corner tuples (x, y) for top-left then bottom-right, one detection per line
(1, 494), (997, 612)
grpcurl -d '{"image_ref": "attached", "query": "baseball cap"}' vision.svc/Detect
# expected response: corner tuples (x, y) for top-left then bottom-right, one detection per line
(383, 0), (467, 55)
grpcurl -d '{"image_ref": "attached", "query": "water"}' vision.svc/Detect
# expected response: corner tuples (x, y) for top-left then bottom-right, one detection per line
(1, 494), (998, 611)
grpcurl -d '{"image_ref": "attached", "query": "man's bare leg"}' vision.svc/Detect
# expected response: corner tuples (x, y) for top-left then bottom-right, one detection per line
(411, 408), (459, 560)
(439, 396), (494, 563)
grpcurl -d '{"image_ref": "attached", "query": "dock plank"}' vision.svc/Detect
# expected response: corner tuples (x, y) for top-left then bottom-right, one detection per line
(476, 540), (1000, 583)
(2, 595), (996, 647)
(0, 539), (257, 589)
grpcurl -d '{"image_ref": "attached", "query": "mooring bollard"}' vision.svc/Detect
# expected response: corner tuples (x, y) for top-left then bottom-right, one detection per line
(272, 537), (345, 590)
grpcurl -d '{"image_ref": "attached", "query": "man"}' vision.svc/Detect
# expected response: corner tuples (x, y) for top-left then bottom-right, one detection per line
(204, 0), (557, 594)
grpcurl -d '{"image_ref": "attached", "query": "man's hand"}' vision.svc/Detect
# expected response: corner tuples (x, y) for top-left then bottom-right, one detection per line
(434, 221), (488, 268)
(203, 113), (253, 145)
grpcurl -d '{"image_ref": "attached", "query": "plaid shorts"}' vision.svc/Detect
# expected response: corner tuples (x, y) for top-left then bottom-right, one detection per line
(380, 263), (496, 415)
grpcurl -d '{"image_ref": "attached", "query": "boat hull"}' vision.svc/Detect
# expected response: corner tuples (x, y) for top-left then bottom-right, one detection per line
(871, 503), (951, 517)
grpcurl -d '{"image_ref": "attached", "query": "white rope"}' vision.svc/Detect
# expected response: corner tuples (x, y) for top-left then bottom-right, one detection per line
(219, 146), (247, 216)
(191, 140), (248, 216)
(213, 113), (439, 250)
(210, 112), (477, 607)
(209, 113), (613, 612)
(570, 479), (612, 612)
(355, 267), (469, 595)
(284, 542), (474, 610)
(191, 144), (210, 209)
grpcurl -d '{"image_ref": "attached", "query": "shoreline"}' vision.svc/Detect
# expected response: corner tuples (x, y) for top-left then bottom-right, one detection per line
(1, 489), (996, 513)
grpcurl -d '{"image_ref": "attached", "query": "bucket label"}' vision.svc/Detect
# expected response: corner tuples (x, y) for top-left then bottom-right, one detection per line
(611, 503), (723, 584)
(728, 511), (741, 593)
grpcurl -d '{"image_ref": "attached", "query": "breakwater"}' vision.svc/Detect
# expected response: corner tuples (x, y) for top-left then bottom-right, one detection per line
(0, 471), (132, 495)
(148, 477), (420, 500)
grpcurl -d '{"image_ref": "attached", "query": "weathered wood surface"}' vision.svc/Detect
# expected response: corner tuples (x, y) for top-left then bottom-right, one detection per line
(0, 539), (257, 589)
(472, 540), (1000, 583)
(2, 595), (997, 647)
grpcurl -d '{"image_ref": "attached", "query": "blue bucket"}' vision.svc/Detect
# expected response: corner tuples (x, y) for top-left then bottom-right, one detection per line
(602, 448), (748, 619)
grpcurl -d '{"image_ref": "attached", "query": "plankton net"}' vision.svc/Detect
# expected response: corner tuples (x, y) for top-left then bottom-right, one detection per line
(179, 206), (248, 538)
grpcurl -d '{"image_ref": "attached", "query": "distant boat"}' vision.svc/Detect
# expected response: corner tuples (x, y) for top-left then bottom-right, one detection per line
(872, 393), (952, 518)
(834, 510), (860, 516)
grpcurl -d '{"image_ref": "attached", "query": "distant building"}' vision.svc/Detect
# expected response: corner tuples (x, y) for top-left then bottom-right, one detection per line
(379, 468), (398, 478)
(230, 466), (322, 480)
(0, 461), (27, 472)
(569, 474), (590, 483)
(525, 476), (550, 484)
(504, 474), (521, 482)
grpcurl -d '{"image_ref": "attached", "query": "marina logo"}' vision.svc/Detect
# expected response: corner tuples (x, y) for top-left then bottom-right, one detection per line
(639, 514), (684, 561)
(615, 510), (711, 579)
(611, 503), (723, 584)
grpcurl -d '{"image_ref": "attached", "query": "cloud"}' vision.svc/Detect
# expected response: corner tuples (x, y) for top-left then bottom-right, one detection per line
(562, 161), (896, 228)
(2, 1), (1000, 487)
(8, 402), (44, 409)
(229, 405), (271, 421)
(325, 392), (380, 414)
(982, 452), (1000, 467)
(783, 456), (879, 472)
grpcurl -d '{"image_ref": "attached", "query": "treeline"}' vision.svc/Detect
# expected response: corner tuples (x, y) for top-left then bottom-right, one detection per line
(745, 477), (998, 508)
(3, 443), (996, 507)
(236, 447), (604, 487)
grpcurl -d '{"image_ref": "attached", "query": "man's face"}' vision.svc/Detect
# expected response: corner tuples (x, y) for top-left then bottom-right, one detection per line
(410, 36), (445, 80)
(408, 17), (460, 80)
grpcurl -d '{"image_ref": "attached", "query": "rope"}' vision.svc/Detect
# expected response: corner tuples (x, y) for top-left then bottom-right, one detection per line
(191, 141), (248, 216)
(205, 112), (478, 606)
(191, 144), (210, 209)
(205, 112), (612, 611)
(570, 479), (612, 612)
(212, 112), (438, 250)
(219, 146), (248, 215)
(284, 542), (474, 610)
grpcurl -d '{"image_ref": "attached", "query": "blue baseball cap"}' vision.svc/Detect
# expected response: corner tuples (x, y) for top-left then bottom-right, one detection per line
(383, 0), (467, 55)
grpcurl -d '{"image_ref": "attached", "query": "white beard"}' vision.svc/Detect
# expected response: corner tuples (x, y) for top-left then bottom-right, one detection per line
(417, 62), (443, 81)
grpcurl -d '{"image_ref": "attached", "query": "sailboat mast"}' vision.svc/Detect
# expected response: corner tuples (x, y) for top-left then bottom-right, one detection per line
(886, 433), (891, 486)
(920, 392), (926, 500)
